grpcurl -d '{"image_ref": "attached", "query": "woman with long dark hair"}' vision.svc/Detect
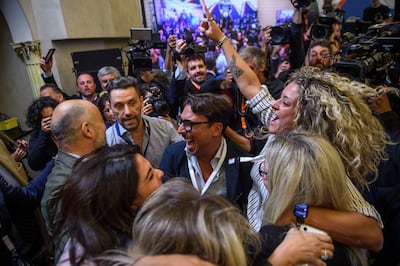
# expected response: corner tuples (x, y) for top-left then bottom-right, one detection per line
(53, 144), (163, 265)
(25, 96), (59, 171)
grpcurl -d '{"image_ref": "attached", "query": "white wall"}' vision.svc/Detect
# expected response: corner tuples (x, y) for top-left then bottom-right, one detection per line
(258, 0), (293, 27)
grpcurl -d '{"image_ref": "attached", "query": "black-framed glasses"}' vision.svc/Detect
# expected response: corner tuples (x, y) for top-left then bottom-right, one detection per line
(178, 117), (211, 132)
(258, 162), (268, 177)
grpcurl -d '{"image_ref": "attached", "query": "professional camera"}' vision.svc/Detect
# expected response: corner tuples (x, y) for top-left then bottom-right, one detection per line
(126, 28), (166, 71)
(270, 23), (291, 45)
(331, 23), (400, 85)
(144, 84), (170, 117)
(182, 28), (207, 56)
(310, 9), (344, 40)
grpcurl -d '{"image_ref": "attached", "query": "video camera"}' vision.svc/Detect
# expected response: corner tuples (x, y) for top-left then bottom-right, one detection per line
(126, 28), (166, 71)
(310, 9), (345, 40)
(331, 23), (400, 85)
(182, 28), (207, 56)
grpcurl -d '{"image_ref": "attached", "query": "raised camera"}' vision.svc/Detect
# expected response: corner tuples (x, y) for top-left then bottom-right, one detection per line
(270, 24), (291, 45)
(183, 29), (207, 56)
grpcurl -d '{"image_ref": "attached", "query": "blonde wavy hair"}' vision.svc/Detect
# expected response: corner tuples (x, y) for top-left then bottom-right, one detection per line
(263, 132), (367, 265)
(288, 66), (391, 189)
(101, 178), (260, 266)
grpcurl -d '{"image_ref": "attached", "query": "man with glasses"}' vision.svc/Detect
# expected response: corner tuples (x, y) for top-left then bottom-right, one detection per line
(159, 93), (253, 213)
(106, 76), (182, 167)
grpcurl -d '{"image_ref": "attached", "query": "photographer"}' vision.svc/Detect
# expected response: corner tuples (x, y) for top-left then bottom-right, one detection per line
(139, 83), (178, 130)
(363, 0), (393, 25)
(304, 39), (336, 70)
(266, 0), (306, 81)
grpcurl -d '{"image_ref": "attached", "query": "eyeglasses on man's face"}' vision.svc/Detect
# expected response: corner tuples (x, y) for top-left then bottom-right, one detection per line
(258, 161), (268, 177)
(177, 117), (211, 132)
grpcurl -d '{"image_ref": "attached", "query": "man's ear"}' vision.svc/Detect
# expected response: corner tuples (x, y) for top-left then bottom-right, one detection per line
(81, 121), (94, 138)
(57, 94), (63, 103)
(211, 122), (224, 137)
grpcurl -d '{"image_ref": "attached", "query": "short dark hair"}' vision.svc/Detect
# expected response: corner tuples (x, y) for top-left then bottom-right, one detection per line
(106, 76), (139, 95)
(40, 83), (62, 94)
(182, 93), (232, 132)
(187, 53), (206, 65)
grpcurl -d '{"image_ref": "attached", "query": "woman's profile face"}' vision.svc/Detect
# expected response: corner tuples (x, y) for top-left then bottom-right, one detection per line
(102, 100), (115, 124)
(269, 81), (300, 134)
(131, 154), (164, 210)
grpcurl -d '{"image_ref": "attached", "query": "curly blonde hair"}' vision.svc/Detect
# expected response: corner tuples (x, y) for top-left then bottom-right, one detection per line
(288, 67), (390, 190)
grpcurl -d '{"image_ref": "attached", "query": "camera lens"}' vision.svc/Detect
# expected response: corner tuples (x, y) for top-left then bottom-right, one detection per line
(145, 96), (154, 106)
(270, 24), (290, 45)
(310, 24), (331, 40)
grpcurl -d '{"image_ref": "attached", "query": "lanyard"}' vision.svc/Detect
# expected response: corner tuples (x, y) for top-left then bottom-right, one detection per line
(115, 120), (150, 157)
(187, 139), (227, 195)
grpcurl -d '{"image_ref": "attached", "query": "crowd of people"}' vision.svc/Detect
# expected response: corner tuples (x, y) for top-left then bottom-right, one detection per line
(1, 0), (399, 265)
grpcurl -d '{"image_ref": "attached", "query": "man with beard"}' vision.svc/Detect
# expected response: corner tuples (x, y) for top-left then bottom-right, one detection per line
(171, 40), (221, 101)
(183, 53), (219, 95)
(159, 93), (253, 213)
(41, 100), (107, 239)
(106, 76), (182, 168)
(304, 39), (335, 70)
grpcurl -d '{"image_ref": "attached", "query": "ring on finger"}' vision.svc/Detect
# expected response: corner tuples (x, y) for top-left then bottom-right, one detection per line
(207, 17), (214, 21)
(321, 249), (328, 261)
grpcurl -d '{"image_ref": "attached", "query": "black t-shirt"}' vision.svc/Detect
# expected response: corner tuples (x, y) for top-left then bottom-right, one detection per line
(363, 5), (391, 24)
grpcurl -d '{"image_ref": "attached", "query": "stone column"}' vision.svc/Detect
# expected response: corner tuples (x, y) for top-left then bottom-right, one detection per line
(11, 40), (42, 98)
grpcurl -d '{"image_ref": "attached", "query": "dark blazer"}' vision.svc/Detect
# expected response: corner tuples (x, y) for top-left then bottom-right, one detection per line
(27, 129), (57, 171)
(0, 159), (55, 266)
(159, 139), (253, 213)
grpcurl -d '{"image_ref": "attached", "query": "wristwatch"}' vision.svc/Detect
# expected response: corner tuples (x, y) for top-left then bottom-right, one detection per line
(294, 203), (308, 224)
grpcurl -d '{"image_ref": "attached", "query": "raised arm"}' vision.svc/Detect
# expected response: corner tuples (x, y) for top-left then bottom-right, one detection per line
(198, 1), (261, 100)
(164, 34), (176, 73)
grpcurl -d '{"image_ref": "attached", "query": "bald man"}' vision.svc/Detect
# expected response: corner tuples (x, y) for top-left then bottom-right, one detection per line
(41, 100), (106, 241)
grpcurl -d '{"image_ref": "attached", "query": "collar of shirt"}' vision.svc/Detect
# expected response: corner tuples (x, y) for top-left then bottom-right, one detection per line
(116, 116), (151, 140)
(186, 137), (227, 181)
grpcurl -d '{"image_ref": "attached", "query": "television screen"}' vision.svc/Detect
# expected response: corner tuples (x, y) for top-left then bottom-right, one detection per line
(276, 9), (294, 25)
(152, 0), (259, 46)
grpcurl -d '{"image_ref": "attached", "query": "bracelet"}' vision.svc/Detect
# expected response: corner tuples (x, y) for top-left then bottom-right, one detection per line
(217, 36), (229, 48)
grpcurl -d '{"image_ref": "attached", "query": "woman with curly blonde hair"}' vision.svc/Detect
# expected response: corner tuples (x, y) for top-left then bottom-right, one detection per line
(199, 12), (388, 254)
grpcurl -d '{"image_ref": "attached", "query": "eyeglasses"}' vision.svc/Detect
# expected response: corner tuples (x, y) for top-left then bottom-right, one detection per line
(178, 117), (210, 132)
(258, 162), (268, 177)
